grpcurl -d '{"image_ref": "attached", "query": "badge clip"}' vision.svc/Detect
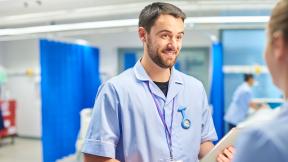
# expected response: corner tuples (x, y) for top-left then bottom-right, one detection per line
(178, 106), (191, 129)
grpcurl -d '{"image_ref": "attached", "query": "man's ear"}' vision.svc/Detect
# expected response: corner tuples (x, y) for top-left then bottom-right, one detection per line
(272, 32), (286, 60)
(138, 27), (146, 43)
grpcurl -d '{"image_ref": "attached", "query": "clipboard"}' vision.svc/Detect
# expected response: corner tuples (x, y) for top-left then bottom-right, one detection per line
(200, 127), (241, 162)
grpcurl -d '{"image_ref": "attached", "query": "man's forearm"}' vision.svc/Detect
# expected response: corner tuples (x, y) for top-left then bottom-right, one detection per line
(84, 153), (119, 162)
(198, 141), (214, 159)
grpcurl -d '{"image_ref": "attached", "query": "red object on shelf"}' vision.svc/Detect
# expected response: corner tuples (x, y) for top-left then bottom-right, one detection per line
(0, 100), (17, 139)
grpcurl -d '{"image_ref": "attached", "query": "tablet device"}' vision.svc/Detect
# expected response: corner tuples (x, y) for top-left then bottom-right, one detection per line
(200, 127), (241, 162)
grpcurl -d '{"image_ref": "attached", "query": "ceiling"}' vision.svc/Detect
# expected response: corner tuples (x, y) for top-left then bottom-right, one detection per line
(0, 0), (277, 28)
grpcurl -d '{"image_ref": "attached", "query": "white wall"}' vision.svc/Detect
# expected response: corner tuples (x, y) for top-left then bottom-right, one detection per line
(83, 30), (141, 78)
(1, 39), (41, 138)
(0, 43), (4, 65)
(1, 40), (40, 69)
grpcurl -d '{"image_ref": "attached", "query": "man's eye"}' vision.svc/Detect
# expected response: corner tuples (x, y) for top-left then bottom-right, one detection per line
(176, 35), (183, 40)
(161, 34), (169, 39)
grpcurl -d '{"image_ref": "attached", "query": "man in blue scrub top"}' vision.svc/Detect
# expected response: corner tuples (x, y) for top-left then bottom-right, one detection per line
(233, 0), (288, 162)
(224, 74), (260, 130)
(82, 2), (233, 162)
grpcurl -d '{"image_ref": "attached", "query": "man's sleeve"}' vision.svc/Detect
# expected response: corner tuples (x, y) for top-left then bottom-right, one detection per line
(200, 85), (218, 143)
(233, 128), (284, 162)
(82, 82), (121, 158)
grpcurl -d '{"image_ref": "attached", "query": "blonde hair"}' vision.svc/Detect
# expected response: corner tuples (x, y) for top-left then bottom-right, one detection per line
(269, 0), (288, 41)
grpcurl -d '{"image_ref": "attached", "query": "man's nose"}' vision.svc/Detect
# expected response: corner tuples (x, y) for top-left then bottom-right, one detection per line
(167, 38), (177, 49)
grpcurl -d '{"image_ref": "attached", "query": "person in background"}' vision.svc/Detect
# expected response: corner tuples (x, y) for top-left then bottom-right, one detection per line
(233, 0), (288, 161)
(82, 2), (233, 162)
(224, 74), (261, 130)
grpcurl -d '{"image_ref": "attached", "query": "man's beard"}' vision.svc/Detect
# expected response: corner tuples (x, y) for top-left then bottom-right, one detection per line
(146, 38), (177, 69)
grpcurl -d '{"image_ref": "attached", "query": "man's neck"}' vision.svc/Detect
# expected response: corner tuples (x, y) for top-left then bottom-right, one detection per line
(141, 55), (170, 82)
(246, 82), (253, 87)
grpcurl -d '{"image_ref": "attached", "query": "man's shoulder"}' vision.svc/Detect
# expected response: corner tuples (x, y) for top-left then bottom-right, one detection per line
(239, 83), (252, 92)
(106, 68), (136, 87)
(175, 70), (204, 87)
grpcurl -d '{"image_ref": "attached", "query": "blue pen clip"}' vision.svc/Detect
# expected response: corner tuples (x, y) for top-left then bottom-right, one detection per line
(178, 106), (191, 129)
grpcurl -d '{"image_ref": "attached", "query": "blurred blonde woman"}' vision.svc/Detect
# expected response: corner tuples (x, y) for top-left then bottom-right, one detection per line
(233, 0), (288, 162)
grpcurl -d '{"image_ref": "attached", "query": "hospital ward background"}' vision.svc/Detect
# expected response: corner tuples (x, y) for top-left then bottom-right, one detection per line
(0, 0), (284, 162)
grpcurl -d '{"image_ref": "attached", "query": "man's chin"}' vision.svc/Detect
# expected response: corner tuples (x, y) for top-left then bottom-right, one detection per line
(160, 61), (175, 69)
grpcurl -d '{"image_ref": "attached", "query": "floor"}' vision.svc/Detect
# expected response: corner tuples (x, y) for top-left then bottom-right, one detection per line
(0, 137), (81, 162)
(0, 137), (42, 162)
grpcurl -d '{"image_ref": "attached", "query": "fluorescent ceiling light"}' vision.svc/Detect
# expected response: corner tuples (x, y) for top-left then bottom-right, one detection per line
(0, 16), (269, 36)
(3, 11), (68, 21)
(186, 16), (270, 24)
(0, 19), (139, 36)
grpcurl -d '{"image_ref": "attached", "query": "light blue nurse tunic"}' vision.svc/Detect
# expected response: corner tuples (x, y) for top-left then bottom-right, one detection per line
(82, 60), (217, 162)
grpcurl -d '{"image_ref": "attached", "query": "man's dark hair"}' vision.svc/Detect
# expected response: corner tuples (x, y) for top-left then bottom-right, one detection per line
(244, 74), (254, 82)
(138, 2), (186, 33)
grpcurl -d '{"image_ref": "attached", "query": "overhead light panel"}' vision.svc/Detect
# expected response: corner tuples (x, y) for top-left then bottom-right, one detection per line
(0, 19), (139, 36)
(186, 16), (269, 24)
(0, 16), (270, 36)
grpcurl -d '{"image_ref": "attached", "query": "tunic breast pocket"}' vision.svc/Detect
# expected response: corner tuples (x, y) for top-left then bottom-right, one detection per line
(172, 105), (202, 161)
(174, 104), (202, 142)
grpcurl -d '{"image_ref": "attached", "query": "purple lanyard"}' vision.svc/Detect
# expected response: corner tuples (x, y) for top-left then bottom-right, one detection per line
(146, 82), (175, 159)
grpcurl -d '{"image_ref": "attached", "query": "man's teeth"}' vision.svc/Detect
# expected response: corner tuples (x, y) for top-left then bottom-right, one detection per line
(164, 51), (175, 54)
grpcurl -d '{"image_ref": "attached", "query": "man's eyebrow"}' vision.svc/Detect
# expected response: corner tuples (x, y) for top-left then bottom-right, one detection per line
(156, 30), (172, 35)
(156, 30), (185, 35)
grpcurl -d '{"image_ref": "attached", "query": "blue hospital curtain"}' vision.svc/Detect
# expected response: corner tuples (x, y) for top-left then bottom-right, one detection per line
(210, 42), (225, 142)
(124, 52), (137, 70)
(40, 39), (101, 162)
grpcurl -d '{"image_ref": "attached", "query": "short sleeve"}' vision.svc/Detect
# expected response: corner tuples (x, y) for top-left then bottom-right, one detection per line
(200, 85), (218, 143)
(81, 82), (121, 158)
(233, 128), (285, 162)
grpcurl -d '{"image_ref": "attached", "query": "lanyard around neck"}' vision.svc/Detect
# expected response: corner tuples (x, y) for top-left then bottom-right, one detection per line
(146, 82), (175, 159)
